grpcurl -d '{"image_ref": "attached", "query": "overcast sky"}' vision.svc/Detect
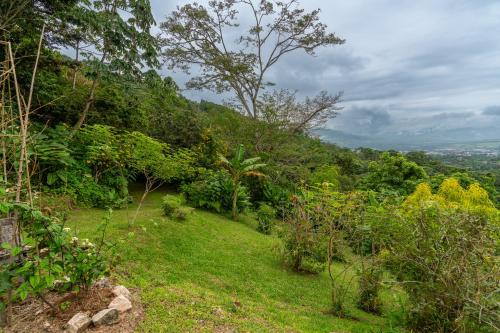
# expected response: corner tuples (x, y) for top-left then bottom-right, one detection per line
(150, 0), (500, 139)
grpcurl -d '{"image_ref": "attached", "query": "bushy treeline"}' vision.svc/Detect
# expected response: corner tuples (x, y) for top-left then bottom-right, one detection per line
(275, 179), (498, 332)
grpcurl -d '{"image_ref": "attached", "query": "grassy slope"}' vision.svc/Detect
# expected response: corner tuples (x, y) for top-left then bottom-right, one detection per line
(67, 190), (404, 333)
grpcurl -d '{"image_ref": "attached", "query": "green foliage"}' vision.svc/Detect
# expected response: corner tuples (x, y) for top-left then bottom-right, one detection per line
(0, 204), (111, 314)
(309, 164), (341, 188)
(256, 203), (276, 235)
(262, 182), (292, 217)
(172, 206), (193, 221)
(181, 170), (250, 214)
(161, 195), (192, 220)
(218, 144), (266, 220)
(161, 195), (182, 217)
(384, 180), (499, 332)
(278, 193), (329, 274)
(357, 263), (383, 314)
(124, 131), (197, 184)
(30, 125), (197, 209)
(36, 125), (128, 208)
(361, 152), (428, 195)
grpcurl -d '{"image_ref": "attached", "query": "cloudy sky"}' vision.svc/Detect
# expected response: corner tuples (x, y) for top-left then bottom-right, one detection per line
(150, 0), (500, 142)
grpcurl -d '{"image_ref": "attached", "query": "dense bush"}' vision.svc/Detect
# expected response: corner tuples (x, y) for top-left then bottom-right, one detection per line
(180, 170), (250, 214)
(256, 203), (276, 234)
(161, 194), (192, 220)
(308, 164), (341, 188)
(385, 179), (499, 332)
(360, 152), (428, 196)
(357, 262), (383, 314)
(161, 195), (182, 216)
(47, 165), (127, 208)
(32, 125), (129, 208)
(262, 182), (292, 217)
(278, 194), (329, 274)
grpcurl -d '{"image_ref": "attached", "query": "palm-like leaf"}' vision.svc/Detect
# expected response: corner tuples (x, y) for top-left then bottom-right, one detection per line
(233, 144), (245, 164)
(218, 144), (267, 220)
(243, 163), (267, 173)
(241, 157), (262, 166)
(219, 145), (266, 179)
(218, 153), (230, 166)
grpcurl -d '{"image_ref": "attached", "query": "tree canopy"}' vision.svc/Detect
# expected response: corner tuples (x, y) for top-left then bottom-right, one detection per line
(159, 0), (344, 128)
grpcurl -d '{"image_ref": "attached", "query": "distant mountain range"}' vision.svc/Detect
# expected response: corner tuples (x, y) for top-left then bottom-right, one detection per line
(316, 127), (500, 151)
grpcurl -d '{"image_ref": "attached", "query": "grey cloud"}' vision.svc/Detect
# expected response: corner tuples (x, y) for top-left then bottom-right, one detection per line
(483, 106), (500, 116)
(430, 112), (476, 120)
(331, 106), (392, 135)
(155, 0), (500, 142)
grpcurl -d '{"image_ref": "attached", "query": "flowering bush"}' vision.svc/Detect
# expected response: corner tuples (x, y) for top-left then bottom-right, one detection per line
(0, 204), (112, 316)
(387, 178), (499, 332)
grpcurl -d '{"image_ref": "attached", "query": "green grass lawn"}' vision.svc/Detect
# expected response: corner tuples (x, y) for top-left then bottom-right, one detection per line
(67, 189), (405, 333)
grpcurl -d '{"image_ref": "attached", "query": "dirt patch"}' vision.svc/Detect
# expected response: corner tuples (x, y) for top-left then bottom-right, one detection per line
(4, 286), (143, 333)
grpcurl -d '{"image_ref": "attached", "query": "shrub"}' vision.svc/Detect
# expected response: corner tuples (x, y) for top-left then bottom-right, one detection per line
(46, 165), (127, 208)
(162, 195), (182, 216)
(357, 262), (382, 314)
(360, 152), (428, 196)
(0, 205), (111, 319)
(278, 194), (328, 274)
(181, 170), (250, 214)
(256, 203), (276, 234)
(308, 165), (341, 189)
(385, 180), (499, 332)
(37, 125), (129, 208)
(262, 182), (291, 217)
(172, 206), (193, 221)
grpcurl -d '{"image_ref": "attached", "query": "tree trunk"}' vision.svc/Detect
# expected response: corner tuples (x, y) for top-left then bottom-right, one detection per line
(231, 181), (240, 221)
(71, 49), (106, 136)
(131, 189), (148, 226)
(71, 77), (97, 136)
(72, 40), (79, 90)
(131, 176), (153, 226)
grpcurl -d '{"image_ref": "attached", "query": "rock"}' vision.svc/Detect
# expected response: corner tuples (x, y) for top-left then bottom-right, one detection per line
(93, 277), (112, 289)
(64, 312), (91, 333)
(92, 308), (119, 326)
(42, 321), (52, 333)
(112, 285), (131, 299)
(108, 295), (132, 313)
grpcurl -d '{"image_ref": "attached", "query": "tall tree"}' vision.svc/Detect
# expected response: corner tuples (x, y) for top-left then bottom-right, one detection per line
(70, 0), (159, 134)
(159, 0), (344, 121)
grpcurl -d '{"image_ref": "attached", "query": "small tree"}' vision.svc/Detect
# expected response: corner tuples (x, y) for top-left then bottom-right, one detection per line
(124, 132), (196, 224)
(219, 144), (265, 220)
(159, 0), (344, 123)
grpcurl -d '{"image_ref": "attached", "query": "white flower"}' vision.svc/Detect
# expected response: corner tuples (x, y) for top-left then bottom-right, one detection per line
(64, 276), (71, 282)
(71, 236), (79, 243)
(63, 227), (71, 232)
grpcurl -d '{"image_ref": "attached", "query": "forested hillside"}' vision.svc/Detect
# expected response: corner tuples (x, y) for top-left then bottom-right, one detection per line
(0, 1), (498, 333)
